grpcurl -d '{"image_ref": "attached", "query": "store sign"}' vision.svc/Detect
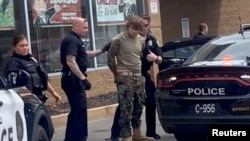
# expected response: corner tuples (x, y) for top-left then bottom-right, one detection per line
(96, 0), (137, 26)
(32, 0), (82, 26)
(0, 0), (15, 30)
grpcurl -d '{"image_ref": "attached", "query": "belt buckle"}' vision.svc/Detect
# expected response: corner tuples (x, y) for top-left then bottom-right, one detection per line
(63, 72), (71, 76)
(132, 72), (140, 77)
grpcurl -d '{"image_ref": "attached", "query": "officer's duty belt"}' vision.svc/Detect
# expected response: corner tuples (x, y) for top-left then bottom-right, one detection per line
(62, 71), (72, 76)
(119, 72), (141, 77)
(62, 72), (87, 77)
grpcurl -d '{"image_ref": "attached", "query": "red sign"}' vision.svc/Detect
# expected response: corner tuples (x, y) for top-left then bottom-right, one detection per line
(32, 0), (82, 26)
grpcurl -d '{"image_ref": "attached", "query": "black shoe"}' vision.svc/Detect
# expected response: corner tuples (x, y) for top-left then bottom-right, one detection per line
(154, 133), (161, 140)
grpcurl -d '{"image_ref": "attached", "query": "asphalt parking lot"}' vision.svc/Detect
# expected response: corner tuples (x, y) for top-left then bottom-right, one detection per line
(51, 104), (177, 141)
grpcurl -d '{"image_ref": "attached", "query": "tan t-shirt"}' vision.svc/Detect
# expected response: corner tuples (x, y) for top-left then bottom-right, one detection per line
(108, 31), (145, 73)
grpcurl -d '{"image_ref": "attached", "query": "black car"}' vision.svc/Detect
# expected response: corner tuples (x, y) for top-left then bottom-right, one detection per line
(0, 70), (54, 141)
(159, 37), (214, 71)
(156, 29), (250, 140)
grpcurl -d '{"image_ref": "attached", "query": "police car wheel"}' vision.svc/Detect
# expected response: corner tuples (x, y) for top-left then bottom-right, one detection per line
(35, 125), (49, 141)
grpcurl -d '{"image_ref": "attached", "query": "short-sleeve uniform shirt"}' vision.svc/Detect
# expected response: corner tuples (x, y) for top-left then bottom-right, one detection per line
(60, 31), (88, 73)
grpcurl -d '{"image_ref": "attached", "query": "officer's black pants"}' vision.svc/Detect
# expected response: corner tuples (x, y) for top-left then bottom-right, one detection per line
(61, 75), (87, 141)
(145, 78), (157, 137)
(111, 105), (120, 139)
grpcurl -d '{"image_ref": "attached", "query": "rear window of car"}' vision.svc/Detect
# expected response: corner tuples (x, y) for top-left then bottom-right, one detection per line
(163, 45), (203, 58)
(185, 40), (250, 63)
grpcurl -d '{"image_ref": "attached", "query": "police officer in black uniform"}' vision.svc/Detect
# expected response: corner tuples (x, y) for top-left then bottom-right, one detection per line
(5, 34), (61, 103)
(140, 15), (162, 140)
(60, 17), (109, 141)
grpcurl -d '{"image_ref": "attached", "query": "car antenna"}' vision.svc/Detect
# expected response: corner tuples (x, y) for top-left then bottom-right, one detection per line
(239, 16), (245, 39)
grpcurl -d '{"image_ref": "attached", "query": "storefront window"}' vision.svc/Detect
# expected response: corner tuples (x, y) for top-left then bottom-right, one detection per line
(0, 0), (28, 74)
(25, 0), (143, 74)
(89, 0), (142, 68)
(27, 0), (89, 73)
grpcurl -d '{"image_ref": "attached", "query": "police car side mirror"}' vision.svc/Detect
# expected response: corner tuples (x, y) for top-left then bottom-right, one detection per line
(7, 69), (33, 91)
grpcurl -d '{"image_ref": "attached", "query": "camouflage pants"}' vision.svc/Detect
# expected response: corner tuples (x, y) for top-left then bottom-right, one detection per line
(116, 74), (146, 138)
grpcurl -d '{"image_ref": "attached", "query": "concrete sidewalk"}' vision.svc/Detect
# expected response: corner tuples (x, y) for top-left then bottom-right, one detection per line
(51, 104), (118, 128)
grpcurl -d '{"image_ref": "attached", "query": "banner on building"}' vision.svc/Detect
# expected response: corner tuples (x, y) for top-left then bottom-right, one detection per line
(96, 0), (137, 26)
(32, 0), (82, 26)
(0, 0), (15, 30)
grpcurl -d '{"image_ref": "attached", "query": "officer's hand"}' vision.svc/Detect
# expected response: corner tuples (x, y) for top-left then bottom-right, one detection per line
(52, 92), (61, 102)
(101, 42), (111, 53)
(146, 50), (157, 62)
(82, 79), (91, 90)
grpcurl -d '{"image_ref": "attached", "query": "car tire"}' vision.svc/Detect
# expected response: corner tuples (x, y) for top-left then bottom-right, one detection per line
(30, 105), (54, 141)
(34, 125), (49, 141)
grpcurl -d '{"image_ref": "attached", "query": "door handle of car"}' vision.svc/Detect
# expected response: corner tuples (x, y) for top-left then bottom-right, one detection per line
(0, 101), (3, 107)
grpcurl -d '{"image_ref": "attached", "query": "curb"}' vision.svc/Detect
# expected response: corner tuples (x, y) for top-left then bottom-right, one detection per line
(51, 104), (118, 128)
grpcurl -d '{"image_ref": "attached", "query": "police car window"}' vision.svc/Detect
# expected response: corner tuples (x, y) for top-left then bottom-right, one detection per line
(163, 50), (175, 58)
(175, 46), (196, 58)
(186, 41), (250, 63)
(190, 45), (202, 52)
(163, 45), (200, 58)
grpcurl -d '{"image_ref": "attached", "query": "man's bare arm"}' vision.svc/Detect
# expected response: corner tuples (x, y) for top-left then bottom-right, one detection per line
(66, 55), (86, 80)
(86, 49), (103, 58)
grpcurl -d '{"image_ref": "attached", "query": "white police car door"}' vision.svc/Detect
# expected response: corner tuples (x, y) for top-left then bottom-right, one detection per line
(0, 89), (27, 141)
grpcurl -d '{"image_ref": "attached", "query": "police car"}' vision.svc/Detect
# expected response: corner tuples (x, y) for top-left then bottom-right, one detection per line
(156, 25), (250, 140)
(0, 70), (54, 141)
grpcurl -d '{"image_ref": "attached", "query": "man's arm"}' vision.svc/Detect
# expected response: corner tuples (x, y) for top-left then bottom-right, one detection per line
(146, 50), (162, 65)
(66, 55), (86, 80)
(108, 39), (119, 74)
(154, 46), (163, 65)
(46, 81), (61, 102)
(150, 36), (163, 65)
(86, 49), (102, 58)
(86, 42), (111, 58)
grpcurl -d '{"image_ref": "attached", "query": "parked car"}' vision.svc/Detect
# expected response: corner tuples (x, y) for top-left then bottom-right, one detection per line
(156, 28), (250, 141)
(159, 36), (214, 71)
(1, 69), (54, 141)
